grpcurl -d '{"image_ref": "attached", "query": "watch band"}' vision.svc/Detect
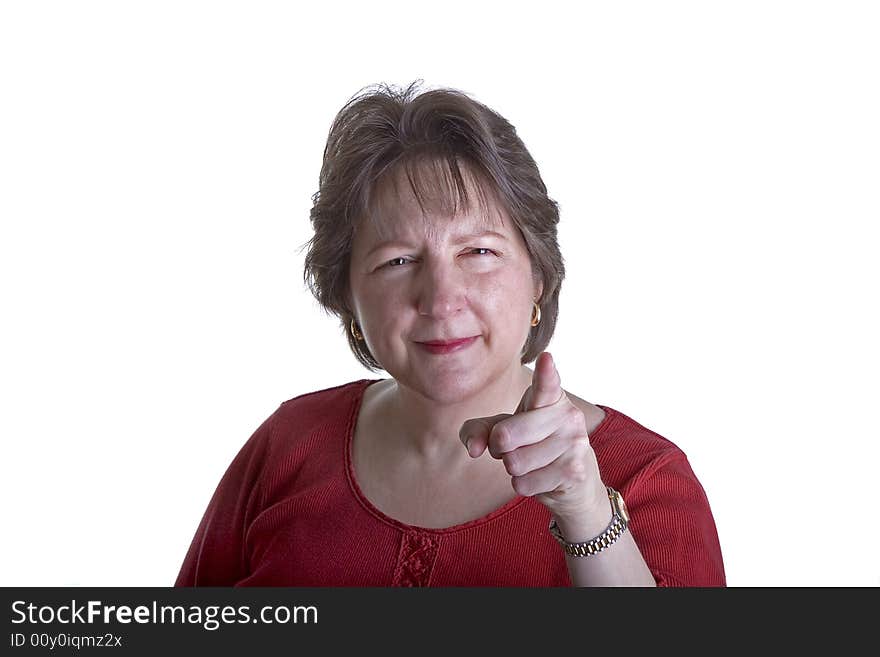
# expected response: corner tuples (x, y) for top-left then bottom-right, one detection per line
(548, 487), (629, 557)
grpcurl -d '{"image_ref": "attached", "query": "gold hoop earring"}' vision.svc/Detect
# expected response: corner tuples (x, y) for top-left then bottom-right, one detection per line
(350, 318), (364, 341)
(530, 301), (541, 327)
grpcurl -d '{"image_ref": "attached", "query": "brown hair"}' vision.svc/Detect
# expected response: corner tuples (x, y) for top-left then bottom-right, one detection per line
(302, 80), (565, 372)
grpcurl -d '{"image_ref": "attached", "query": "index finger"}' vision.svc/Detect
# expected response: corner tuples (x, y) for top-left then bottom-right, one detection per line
(525, 351), (563, 411)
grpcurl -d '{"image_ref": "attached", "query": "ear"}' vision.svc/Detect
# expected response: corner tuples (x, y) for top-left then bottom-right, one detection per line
(534, 277), (544, 303)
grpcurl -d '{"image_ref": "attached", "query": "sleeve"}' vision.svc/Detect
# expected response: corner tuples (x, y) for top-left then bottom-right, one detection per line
(624, 451), (727, 587)
(174, 411), (275, 586)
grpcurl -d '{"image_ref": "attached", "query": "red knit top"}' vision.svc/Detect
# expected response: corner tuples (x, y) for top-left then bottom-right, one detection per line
(175, 380), (726, 587)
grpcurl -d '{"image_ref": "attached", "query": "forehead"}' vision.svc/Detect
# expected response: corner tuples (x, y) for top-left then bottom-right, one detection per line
(357, 158), (512, 244)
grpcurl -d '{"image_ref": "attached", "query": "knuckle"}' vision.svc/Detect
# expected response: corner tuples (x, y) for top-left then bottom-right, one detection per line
(566, 433), (589, 454)
(502, 452), (524, 476)
(511, 476), (531, 497)
(490, 424), (513, 453)
(565, 405), (586, 431)
(564, 458), (589, 483)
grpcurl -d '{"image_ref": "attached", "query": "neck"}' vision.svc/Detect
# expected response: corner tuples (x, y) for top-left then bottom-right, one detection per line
(380, 362), (535, 467)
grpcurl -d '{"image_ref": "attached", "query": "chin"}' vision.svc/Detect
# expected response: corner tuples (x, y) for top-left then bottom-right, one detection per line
(398, 367), (498, 405)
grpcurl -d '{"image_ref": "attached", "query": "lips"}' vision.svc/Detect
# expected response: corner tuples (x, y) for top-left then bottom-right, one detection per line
(416, 336), (478, 354)
(420, 338), (475, 346)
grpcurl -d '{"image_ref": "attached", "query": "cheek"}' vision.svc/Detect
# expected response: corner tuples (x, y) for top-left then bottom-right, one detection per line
(356, 286), (409, 335)
(469, 280), (533, 332)
(476, 269), (533, 305)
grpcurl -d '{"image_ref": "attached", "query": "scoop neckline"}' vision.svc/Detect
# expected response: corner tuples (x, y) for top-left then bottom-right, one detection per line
(343, 378), (616, 535)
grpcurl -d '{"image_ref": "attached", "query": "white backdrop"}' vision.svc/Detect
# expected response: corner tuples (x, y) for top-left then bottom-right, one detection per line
(1, 1), (877, 587)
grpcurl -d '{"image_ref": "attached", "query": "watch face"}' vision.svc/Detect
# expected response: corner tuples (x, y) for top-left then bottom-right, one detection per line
(611, 490), (630, 524)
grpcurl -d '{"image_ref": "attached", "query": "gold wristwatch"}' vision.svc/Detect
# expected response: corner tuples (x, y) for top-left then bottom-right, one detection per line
(548, 487), (630, 557)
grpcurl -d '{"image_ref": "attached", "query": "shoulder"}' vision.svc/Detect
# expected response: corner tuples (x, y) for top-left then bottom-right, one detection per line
(224, 380), (373, 469)
(239, 379), (377, 500)
(265, 379), (377, 452)
(570, 397), (691, 488)
(276, 379), (374, 422)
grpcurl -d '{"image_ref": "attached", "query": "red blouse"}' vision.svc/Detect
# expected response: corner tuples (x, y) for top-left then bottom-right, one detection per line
(175, 380), (726, 587)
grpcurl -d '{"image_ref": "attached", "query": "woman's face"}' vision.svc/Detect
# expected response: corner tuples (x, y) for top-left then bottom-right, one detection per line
(348, 170), (542, 404)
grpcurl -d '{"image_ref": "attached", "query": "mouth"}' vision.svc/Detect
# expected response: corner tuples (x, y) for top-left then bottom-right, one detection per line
(416, 336), (479, 355)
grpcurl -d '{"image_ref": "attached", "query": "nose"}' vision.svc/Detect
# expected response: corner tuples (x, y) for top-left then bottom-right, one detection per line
(416, 257), (467, 319)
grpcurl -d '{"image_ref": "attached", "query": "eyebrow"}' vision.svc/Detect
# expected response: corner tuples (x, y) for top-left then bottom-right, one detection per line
(364, 230), (509, 258)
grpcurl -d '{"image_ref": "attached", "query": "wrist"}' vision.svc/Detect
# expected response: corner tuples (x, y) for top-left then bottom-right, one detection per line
(552, 498), (613, 544)
(549, 487), (630, 557)
(551, 485), (614, 543)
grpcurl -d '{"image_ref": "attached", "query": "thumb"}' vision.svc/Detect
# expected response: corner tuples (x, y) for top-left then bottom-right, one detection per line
(459, 413), (511, 458)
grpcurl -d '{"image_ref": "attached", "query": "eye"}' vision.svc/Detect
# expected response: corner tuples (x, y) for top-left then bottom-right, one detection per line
(381, 249), (494, 270)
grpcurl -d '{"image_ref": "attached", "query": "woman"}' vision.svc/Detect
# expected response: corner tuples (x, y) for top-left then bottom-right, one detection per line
(175, 81), (726, 587)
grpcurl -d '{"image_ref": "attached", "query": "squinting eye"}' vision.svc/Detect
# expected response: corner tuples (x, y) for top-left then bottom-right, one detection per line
(383, 250), (493, 269)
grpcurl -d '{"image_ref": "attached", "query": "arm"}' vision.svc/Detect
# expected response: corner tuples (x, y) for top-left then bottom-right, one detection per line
(622, 451), (727, 587)
(553, 491), (656, 587)
(174, 413), (273, 586)
(462, 352), (656, 586)
(462, 352), (725, 586)
(554, 450), (725, 586)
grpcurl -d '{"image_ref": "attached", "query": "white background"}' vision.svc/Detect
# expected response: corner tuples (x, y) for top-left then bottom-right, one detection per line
(1, 1), (877, 587)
